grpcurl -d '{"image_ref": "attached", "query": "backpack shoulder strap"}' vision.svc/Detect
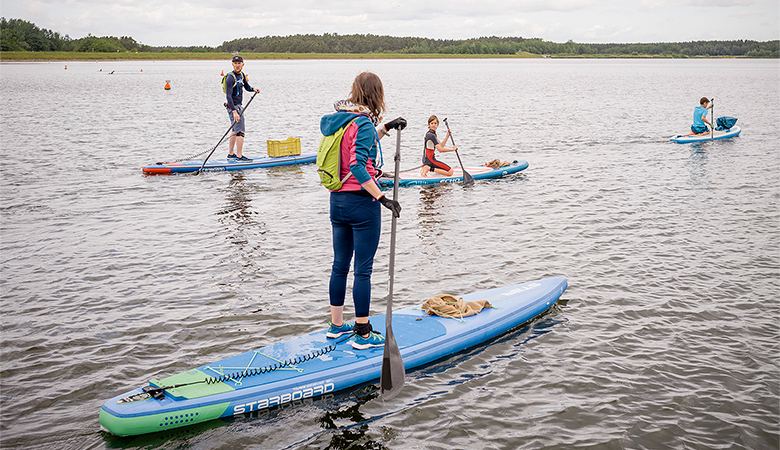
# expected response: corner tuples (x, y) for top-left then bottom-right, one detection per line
(226, 72), (242, 93)
(338, 118), (360, 184)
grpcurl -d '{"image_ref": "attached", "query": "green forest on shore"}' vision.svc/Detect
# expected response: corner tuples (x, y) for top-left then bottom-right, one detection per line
(2, 17), (778, 60)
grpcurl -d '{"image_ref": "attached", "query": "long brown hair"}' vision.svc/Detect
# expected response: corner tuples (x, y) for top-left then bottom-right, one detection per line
(348, 72), (385, 118)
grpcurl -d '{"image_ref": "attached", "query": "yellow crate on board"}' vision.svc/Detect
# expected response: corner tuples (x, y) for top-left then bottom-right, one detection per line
(267, 137), (301, 157)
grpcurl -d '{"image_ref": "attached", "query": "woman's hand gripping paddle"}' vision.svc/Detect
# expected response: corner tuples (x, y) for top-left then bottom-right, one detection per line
(196, 92), (258, 175)
(380, 128), (405, 400)
(443, 118), (474, 187)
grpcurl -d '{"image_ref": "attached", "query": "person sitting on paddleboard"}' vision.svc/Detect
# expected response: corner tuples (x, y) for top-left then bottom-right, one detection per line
(421, 115), (457, 176)
(691, 97), (713, 135)
(225, 55), (260, 161)
(321, 71), (406, 350)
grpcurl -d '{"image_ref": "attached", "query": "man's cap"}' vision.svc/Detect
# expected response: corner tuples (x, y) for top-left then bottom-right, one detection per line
(232, 55), (243, 63)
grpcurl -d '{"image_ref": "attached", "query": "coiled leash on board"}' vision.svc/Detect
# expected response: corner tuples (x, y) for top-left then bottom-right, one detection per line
(117, 332), (355, 404)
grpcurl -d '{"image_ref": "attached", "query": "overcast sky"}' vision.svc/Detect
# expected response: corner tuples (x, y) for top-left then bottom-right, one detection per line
(5, 0), (779, 47)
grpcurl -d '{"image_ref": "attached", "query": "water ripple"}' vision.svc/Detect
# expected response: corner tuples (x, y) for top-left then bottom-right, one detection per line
(1, 59), (778, 450)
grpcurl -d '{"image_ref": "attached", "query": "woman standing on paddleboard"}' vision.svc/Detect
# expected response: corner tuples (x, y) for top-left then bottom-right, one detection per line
(320, 72), (406, 350)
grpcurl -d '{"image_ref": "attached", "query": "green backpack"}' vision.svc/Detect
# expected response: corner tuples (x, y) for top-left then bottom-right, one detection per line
(316, 119), (358, 190)
(221, 72), (244, 94)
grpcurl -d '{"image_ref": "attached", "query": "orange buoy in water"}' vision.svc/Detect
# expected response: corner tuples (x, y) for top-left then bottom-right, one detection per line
(220, 71), (224, 76)
(164, 80), (171, 90)
(65, 65), (67, 70)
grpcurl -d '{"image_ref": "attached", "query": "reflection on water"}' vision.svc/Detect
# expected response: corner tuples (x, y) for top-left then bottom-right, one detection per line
(215, 172), (268, 299)
(316, 386), (388, 450)
(687, 145), (709, 185)
(416, 185), (453, 252)
(217, 172), (264, 246)
(266, 164), (307, 179)
(101, 415), (230, 449)
(1, 59), (777, 450)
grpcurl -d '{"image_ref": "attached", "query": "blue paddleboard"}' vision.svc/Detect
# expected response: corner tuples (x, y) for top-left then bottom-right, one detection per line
(99, 277), (567, 436)
(670, 126), (741, 143)
(377, 161), (529, 187)
(142, 153), (317, 174)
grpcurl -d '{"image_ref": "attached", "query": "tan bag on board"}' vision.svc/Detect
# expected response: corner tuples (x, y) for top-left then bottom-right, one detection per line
(422, 294), (493, 320)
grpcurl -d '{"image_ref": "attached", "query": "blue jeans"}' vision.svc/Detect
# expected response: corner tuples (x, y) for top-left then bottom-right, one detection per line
(329, 192), (381, 318)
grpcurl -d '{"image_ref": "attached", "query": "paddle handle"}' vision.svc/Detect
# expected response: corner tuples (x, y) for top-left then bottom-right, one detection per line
(710, 98), (714, 141)
(386, 128), (401, 324)
(444, 118), (457, 147)
(379, 127), (406, 401)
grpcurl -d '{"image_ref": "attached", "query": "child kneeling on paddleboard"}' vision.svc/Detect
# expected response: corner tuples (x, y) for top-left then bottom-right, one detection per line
(691, 97), (713, 135)
(421, 115), (457, 176)
(321, 71), (406, 350)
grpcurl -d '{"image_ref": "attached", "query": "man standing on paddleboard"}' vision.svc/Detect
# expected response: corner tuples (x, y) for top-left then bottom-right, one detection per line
(224, 55), (260, 161)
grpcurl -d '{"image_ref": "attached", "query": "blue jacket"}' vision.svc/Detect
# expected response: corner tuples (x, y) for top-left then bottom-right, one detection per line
(320, 111), (381, 186)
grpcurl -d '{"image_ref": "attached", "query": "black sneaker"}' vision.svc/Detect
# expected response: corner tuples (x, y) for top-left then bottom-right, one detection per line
(227, 154), (238, 159)
(237, 156), (252, 162)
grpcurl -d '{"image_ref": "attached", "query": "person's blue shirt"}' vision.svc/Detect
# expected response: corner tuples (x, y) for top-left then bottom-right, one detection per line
(693, 105), (709, 128)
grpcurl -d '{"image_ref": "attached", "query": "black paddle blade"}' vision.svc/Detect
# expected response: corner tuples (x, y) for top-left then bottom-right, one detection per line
(462, 169), (475, 187)
(380, 325), (404, 400)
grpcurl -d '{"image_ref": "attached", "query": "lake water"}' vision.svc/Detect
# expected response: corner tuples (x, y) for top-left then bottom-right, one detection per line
(1, 58), (778, 449)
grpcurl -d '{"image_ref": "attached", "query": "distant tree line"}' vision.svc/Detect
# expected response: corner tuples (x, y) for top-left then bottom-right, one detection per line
(0, 18), (150, 52)
(218, 34), (779, 58)
(2, 18), (778, 58)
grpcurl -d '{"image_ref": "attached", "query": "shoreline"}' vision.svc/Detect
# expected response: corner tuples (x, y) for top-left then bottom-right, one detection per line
(0, 51), (764, 62)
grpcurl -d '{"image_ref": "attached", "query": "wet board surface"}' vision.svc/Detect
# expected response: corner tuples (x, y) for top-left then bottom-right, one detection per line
(377, 161), (529, 186)
(669, 126), (741, 143)
(142, 153), (317, 174)
(99, 277), (567, 436)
